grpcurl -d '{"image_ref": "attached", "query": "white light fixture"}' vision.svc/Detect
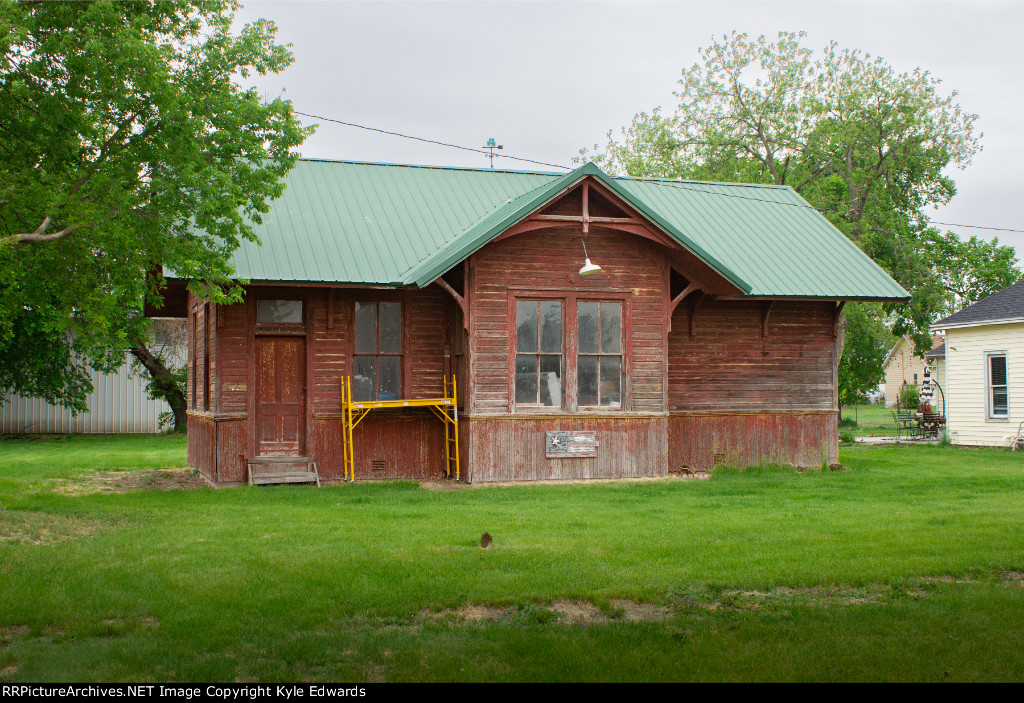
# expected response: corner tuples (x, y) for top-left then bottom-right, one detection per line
(578, 238), (601, 276)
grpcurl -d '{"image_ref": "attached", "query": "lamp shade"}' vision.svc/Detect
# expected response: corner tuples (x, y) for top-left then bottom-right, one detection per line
(579, 258), (602, 275)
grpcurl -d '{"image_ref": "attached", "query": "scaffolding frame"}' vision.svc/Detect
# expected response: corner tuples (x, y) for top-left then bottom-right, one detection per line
(340, 376), (460, 483)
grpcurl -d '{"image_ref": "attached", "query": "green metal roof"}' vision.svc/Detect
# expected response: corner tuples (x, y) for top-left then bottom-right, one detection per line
(215, 158), (908, 300)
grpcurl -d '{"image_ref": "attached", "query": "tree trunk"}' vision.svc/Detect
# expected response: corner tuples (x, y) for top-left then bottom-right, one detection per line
(130, 341), (187, 432)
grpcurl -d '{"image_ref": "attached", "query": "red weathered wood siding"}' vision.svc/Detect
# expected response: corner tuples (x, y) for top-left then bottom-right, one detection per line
(464, 226), (671, 480)
(667, 299), (839, 471)
(464, 416), (667, 482)
(186, 286), (453, 484)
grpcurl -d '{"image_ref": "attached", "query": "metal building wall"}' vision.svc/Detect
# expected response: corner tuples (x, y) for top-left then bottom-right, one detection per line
(0, 355), (169, 434)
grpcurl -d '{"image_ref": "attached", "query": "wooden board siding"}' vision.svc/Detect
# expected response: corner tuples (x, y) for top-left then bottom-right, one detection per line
(467, 226), (669, 414)
(668, 300), (837, 411)
(191, 286), (452, 485)
(669, 411), (837, 472)
(465, 415), (667, 482)
(187, 412), (216, 483)
(667, 299), (839, 471)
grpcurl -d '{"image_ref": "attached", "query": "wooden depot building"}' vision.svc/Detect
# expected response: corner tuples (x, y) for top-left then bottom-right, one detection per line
(165, 160), (908, 485)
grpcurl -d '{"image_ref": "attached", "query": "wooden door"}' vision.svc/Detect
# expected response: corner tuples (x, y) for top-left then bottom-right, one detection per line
(256, 336), (306, 456)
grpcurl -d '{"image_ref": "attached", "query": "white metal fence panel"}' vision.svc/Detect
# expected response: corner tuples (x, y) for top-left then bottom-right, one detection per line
(0, 355), (170, 434)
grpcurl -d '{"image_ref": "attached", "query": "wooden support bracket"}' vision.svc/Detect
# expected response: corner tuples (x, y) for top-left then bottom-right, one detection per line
(761, 301), (776, 341)
(667, 282), (702, 333)
(832, 300), (847, 340)
(435, 277), (469, 331)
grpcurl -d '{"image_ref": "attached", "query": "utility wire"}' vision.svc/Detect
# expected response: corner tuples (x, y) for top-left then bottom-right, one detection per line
(298, 109), (1024, 235)
(293, 111), (572, 172)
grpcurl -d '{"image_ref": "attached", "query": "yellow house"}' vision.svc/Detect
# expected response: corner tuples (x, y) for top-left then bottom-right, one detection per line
(882, 335), (943, 407)
(932, 281), (1024, 446)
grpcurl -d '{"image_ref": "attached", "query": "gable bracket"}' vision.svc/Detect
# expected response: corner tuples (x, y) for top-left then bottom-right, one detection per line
(761, 301), (776, 341)
(667, 282), (703, 333)
(832, 300), (847, 340)
(435, 277), (469, 331)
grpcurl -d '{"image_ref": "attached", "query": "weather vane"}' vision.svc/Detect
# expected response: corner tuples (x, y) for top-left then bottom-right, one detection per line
(482, 137), (503, 168)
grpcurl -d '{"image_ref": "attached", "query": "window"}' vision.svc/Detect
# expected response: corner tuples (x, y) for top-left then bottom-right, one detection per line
(515, 300), (563, 407)
(577, 301), (622, 408)
(987, 353), (1008, 419)
(257, 300), (303, 324)
(353, 301), (402, 401)
(190, 310), (197, 410)
(203, 304), (211, 411)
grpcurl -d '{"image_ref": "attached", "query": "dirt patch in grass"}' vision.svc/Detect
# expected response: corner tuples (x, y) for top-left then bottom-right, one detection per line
(0, 509), (101, 545)
(52, 468), (205, 495)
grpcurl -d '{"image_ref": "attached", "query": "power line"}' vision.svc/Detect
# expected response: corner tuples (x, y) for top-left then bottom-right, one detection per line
(293, 111), (572, 172)
(296, 109), (1024, 235)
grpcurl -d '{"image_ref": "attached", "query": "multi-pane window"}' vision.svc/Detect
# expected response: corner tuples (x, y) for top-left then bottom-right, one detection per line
(987, 353), (1008, 419)
(577, 301), (622, 408)
(515, 300), (563, 407)
(354, 302), (402, 401)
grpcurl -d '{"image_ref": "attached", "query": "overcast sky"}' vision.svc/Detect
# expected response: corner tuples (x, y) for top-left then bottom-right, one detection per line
(235, 0), (1024, 254)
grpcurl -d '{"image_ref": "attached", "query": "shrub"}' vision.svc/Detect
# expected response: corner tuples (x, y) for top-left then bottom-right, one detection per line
(839, 431), (857, 444)
(898, 384), (920, 410)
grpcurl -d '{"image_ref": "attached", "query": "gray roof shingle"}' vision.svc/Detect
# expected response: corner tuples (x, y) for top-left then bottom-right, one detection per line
(932, 280), (1024, 329)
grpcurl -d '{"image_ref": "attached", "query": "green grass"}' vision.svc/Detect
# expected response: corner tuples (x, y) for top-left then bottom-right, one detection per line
(842, 403), (898, 437)
(1, 434), (1023, 681)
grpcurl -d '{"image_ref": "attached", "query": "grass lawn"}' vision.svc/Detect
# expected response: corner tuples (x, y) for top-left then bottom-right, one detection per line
(842, 403), (898, 437)
(1, 433), (1023, 681)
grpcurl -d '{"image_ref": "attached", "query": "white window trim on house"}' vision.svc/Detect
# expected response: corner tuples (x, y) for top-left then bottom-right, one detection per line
(985, 351), (1009, 421)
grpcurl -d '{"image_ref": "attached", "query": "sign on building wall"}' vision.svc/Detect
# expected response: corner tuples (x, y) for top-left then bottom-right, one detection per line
(545, 431), (598, 458)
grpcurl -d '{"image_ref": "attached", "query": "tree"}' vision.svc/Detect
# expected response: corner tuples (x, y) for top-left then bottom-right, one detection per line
(923, 230), (1022, 315)
(0, 0), (312, 430)
(583, 32), (1016, 402)
(837, 303), (892, 413)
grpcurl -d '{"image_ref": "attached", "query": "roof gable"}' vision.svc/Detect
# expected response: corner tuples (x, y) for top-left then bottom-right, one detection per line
(210, 159), (909, 301)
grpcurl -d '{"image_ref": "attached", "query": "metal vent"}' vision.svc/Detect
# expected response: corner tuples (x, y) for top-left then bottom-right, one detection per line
(372, 460), (386, 471)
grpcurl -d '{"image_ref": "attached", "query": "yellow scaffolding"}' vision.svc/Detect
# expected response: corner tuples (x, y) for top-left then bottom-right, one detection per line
(341, 376), (460, 483)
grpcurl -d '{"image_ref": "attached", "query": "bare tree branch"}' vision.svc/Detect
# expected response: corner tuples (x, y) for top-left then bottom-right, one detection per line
(1, 215), (95, 247)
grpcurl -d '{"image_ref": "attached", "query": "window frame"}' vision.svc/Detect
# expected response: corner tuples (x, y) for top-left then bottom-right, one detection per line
(254, 299), (306, 335)
(985, 351), (1009, 420)
(508, 291), (630, 414)
(353, 300), (405, 402)
(576, 300), (624, 410)
(513, 298), (565, 409)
